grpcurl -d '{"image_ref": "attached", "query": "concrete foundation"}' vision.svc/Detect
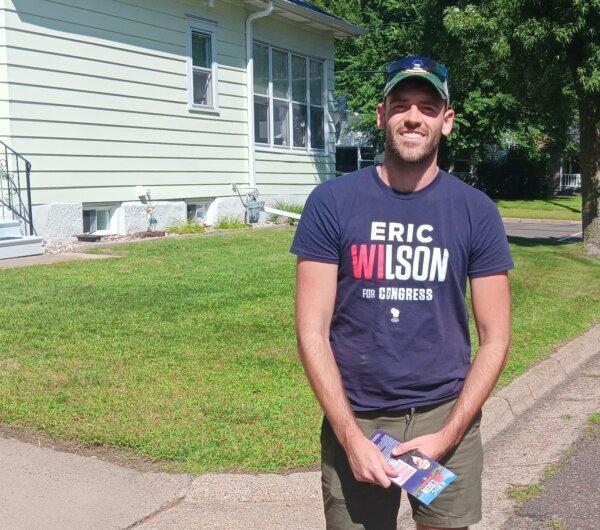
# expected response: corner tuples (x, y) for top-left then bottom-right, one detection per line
(204, 197), (245, 225)
(30, 194), (310, 237)
(116, 201), (187, 234)
(32, 203), (83, 239)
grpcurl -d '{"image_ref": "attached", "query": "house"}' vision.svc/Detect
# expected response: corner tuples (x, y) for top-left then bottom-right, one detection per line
(0, 0), (363, 239)
(334, 100), (375, 176)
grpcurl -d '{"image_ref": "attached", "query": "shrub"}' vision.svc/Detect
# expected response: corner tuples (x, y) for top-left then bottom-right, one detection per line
(166, 220), (205, 235)
(267, 201), (304, 225)
(473, 148), (553, 199)
(214, 217), (248, 230)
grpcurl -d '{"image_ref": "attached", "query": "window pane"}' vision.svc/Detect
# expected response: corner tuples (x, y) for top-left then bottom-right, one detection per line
(193, 69), (212, 106)
(272, 49), (289, 99)
(96, 210), (109, 231)
(292, 55), (307, 102)
(196, 204), (207, 220)
(310, 106), (324, 149)
(273, 100), (289, 146)
(309, 60), (323, 105)
(83, 210), (94, 233)
(187, 204), (197, 221)
(254, 96), (270, 144)
(292, 103), (307, 147)
(192, 31), (210, 68)
(253, 43), (269, 95)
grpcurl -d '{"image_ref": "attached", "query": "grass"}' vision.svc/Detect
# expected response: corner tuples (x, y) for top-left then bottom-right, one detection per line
(507, 483), (545, 504)
(507, 463), (561, 505)
(587, 413), (600, 425)
(496, 196), (581, 221)
(0, 229), (598, 473)
(544, 518), (567, 530)
(484, 236), (600, 388)
(165, 220), (205, 235)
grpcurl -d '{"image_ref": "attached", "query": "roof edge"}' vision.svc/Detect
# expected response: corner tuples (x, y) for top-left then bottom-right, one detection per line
(268, 0), (366, 37)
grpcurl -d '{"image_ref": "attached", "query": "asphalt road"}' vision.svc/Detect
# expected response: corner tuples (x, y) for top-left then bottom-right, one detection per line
(503, 219), (582, 242)
(503, 422), (600, 530)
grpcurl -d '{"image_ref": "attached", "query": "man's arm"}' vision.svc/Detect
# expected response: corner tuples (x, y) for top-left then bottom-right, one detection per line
(295, 257), (397, 487)
(393, 272), (511, 460)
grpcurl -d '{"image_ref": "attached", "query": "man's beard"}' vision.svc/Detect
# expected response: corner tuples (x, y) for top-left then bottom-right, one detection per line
(385, 125), (442, 166)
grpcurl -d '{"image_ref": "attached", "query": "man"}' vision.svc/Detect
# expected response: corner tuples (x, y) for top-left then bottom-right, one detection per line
(291, 56), (513, 530)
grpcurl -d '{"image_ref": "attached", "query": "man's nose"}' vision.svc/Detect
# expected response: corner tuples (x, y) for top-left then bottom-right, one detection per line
(404, 104), (422, 125)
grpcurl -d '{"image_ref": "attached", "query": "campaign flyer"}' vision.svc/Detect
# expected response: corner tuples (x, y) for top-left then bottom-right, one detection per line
(369, 429), (457, 506)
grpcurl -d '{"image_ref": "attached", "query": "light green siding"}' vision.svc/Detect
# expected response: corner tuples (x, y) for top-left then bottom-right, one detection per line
(253, 15), (336, 190)
(1, 0), (338, 204)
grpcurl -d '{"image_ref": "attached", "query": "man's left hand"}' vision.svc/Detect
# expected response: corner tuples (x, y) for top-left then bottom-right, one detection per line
(391, 430), (455, 461)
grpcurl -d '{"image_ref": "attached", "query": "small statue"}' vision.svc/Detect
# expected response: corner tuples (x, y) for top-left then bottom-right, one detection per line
(146, 203), (158, 231)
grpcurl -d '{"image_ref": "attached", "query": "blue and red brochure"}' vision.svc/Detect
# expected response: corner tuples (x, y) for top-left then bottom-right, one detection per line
(369, 429), (457, 506)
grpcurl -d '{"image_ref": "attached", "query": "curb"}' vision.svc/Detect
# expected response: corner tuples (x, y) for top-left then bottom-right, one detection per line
(182, 325), (600, 505)
(501, 217), (581, 225)
(481, 323), (600, 445)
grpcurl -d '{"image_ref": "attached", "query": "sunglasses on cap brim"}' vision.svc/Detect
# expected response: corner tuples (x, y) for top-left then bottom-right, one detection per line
(386, 56), (448, 84)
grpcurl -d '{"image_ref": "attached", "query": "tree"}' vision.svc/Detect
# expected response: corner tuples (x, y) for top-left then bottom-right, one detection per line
(315, 0), (599, 253)
(445, 1), (600, 253)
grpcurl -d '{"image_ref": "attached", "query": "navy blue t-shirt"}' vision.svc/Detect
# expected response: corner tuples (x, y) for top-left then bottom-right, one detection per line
(290, 165), (514, 412)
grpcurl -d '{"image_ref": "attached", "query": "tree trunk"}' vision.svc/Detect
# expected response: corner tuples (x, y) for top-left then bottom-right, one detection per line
(579, 91), (600, 255)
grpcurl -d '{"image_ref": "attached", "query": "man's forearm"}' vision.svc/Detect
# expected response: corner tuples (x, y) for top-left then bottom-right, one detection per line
(297, 332), (363, 448)
(440, 339), (509, 447)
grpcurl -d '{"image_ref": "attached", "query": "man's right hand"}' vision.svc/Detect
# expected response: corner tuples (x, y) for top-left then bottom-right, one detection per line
(343, 433), (399, 488)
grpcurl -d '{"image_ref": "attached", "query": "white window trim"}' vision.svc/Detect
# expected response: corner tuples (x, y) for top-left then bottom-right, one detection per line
(186, 17), (219, 113)
(82, 205), (116, 235)
(253, 41), (328, 155)
(186, 198), (214, 221)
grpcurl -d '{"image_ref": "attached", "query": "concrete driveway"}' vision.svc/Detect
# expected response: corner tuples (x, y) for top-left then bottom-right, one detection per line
(503, 219), (582, 242)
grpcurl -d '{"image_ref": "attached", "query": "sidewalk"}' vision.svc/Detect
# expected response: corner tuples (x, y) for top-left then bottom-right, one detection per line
(1, 326), (598, 529)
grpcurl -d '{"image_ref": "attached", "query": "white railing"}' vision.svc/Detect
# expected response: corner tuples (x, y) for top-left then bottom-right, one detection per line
(559, 173), (581, 191)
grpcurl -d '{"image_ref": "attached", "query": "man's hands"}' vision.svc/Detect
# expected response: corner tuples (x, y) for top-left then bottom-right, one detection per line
(391, 430), (455, 462)
(344, 433), (399, 488)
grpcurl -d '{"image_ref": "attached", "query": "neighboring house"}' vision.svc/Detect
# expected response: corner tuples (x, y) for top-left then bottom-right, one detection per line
(0, 0), (363, 238)
(333, 97), (375, 175)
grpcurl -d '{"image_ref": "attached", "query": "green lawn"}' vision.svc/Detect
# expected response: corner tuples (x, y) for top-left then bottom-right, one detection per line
(496, 196), (581, 221)
(0, 229), (598, 473)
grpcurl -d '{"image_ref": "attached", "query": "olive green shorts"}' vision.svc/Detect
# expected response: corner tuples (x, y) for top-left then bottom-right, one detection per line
(321, 399), (483, 529)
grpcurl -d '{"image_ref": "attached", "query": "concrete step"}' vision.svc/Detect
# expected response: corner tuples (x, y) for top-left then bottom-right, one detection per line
(0, 235), (43, 260)
(0, 219), (23, 238)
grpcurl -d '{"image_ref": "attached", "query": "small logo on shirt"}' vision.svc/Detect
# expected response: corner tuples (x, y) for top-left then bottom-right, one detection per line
(390, 307), (400, 323)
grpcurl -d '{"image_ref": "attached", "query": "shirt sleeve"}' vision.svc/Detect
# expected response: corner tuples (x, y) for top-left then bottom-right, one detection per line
(290, 182), (340, 264)
(468, 196), (514, 277)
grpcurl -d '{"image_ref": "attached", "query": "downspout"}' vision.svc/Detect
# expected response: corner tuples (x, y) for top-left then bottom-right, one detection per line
(246, 1), (274, 189)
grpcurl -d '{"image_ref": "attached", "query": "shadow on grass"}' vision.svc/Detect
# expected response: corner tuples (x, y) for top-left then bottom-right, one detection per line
(542, 199), (582, 214)
(508, 235), (581, 247)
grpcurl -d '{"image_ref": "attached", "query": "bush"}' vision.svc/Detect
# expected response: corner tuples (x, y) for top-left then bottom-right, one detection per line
(267, 201), (304, 225)
(214, 217), (248, 230)
(166, 220), (205, 235)
(473, 148), (553, 199)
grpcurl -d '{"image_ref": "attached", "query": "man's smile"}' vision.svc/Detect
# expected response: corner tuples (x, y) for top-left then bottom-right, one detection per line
(399, 130), (427, 141)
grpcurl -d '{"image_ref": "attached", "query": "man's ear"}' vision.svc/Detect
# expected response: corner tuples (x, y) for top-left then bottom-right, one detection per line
(376, 101), (386, 130)
(441, 106), (455, 137)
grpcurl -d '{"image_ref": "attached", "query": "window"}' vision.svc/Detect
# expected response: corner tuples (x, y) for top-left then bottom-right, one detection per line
(186, 18), (218, 111)
(253, 43), (326, 151)
(83, 208), (113, 234)
(186, 199), (213, 221)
